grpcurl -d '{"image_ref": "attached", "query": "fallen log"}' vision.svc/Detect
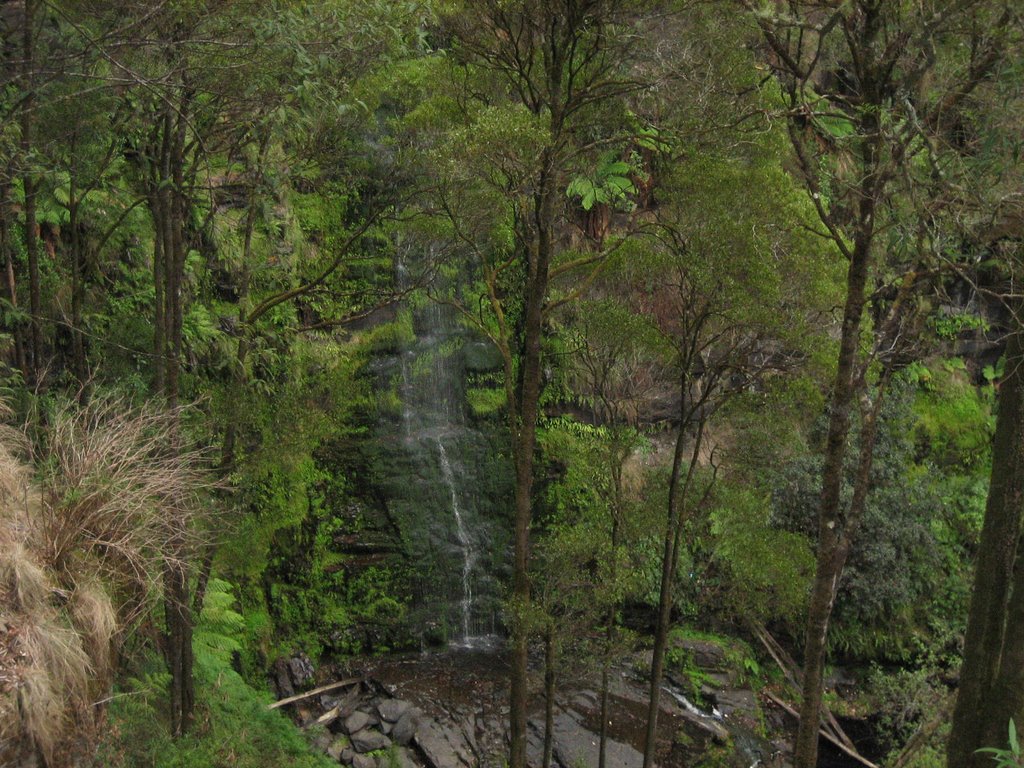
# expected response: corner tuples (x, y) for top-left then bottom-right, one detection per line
(751, 623), (857, 751)
(312, 705), (340, 727)
(762, 690), (879, 768)
(268, 676), (362, 710)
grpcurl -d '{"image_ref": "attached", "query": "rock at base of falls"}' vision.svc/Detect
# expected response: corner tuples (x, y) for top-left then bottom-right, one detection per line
(378, 697), (413, 723)
(326, 737), (347, 761)
(413, 719), (475, 768)
(344, 710), (373, 735)
(350, 728), (392, 753)
(527, 709), (644, 768)
(391, 707), (423, 746)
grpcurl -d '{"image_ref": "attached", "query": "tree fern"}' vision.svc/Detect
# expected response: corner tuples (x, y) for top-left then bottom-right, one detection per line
(194, 578), (245, 670)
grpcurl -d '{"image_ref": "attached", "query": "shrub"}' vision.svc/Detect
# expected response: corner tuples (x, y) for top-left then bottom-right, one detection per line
(0, 397), (207, 766)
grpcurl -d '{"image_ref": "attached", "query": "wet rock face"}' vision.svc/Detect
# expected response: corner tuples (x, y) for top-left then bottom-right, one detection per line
(371, 296), (513, 648)
(272, 653), (317, 699)
(681, 638), (730, 671)
(527, 709), (644, 768)
(290, 653), (316, 686)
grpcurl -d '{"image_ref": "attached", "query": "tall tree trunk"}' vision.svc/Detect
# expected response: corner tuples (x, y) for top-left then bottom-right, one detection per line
(948, 329), (1024, 768)
(984, 523), (1024, 752)
(508, 259), (547, 768)
(21, 0), (41, 377)
(793, 243), (874, 768)
(150, 109), (171, 395)
(643, 375), (705, 768)
(795, 367), (887, 768)
(152, 195), (166, 393)
(164, 107), (188, 410)
(793, 70), (883, 764)
(599, 461), (622, 768)
(508, 151), (555, 767)
(164, 102), (194, 734)
(148, 93), (196, 738)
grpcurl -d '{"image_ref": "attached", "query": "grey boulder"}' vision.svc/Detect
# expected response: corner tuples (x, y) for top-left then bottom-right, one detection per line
(351, 728), (391, 754)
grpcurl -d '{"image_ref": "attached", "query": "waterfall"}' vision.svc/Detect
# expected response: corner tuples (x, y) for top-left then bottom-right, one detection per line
(436, 438), (476, 643)
(386, 255), (504, 648)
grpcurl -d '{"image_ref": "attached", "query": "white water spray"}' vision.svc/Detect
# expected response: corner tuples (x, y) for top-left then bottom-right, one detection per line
(436, 438), (476, 643)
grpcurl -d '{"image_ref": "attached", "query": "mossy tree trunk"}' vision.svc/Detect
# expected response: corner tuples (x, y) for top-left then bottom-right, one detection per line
(948, 329), (1024, 768)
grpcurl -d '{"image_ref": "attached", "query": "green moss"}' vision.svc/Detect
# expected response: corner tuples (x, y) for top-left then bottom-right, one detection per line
(667, 628), (763, 689)
(694, 739), (734, 768)
(359, 309), (415, 353)
(912, 359), (994, 469)
(467, 386), (506, 417)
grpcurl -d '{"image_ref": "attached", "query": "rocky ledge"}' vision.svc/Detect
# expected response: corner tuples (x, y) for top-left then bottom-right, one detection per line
(275, 640), (779, 768)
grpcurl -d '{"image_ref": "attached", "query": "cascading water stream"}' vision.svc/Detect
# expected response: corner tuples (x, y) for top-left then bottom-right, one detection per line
(389, 253), (501, 647)
(436, 438), (476, 644)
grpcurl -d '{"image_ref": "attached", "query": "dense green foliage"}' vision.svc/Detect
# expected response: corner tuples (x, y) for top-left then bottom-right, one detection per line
(95, 581), (336, 768)
(0, 2), (1020, 767)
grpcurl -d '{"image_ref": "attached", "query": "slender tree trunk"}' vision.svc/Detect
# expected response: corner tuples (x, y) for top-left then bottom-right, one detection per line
(508, 275), (545, 768)
(165, 108), (188, 410)
(164, 102), (194, 734)
(165, 560), (195, 737)
(984, 523), (1024, 752)
(21, 0), (41, 377)
(150, 111), (171, 394)
(600, 445), (625, 768)
(643, 374), (705, 768)
(542, 627), (556, 768)
(795, 370), (887, 768)
(69, 193), (88, 399)
(599, 518), (620, 768)
(793, 247), (873, 768)
(151, 193), (166, 391)
(147, 92), (196, 738)
(793, 73), (883, 764)
(948, 329), (1024, 768)
(508, 156), (555, 768)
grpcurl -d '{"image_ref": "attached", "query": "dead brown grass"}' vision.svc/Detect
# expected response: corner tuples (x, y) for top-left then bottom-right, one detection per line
(0, 396), (208, 767)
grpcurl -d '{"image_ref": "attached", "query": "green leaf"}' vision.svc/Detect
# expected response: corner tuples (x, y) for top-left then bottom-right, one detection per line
(600, 161), (631, 177)
(605, 175), (635, 195)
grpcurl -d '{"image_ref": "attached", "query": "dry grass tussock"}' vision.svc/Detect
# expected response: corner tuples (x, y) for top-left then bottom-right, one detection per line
(0, 397), (208, 766)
